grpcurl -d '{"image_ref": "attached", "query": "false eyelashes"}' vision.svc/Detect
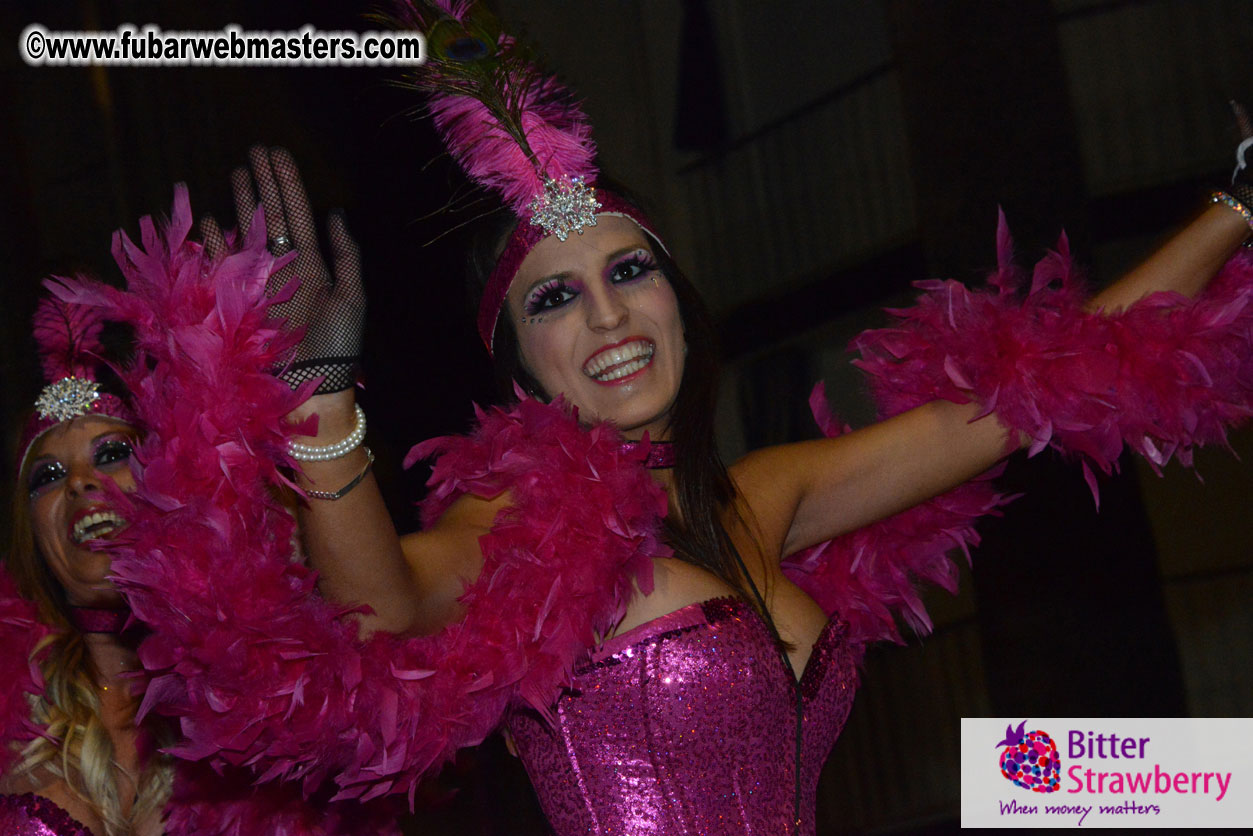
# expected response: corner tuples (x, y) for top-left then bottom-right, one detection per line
(522, 250), (661, 318)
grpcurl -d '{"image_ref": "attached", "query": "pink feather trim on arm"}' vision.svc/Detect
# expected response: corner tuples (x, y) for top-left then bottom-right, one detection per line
(854, 218), (1253, 504)
(781, 383), (1013, 655)
(788, 220), (1253, 654)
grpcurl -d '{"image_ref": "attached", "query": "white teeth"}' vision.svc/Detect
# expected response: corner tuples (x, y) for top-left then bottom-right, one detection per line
(596, 357), (650, 380)
(71, 511), (126, 544)
(583, 341), (655, 380)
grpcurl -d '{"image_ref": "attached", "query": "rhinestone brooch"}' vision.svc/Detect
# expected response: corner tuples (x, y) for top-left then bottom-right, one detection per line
(528, 176), (602, 241)
(35, 376), (102, 422)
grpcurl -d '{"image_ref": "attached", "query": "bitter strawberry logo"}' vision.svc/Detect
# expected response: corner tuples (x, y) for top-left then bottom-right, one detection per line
(996, 720), (1061, 793)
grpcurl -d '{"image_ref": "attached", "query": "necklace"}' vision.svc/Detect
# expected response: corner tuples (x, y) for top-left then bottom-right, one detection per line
(69, 606), (131, 634)
(618, 439), (676, 469)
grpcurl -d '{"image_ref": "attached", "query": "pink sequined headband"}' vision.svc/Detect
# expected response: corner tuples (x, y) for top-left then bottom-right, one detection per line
(19, 283), (135, 474)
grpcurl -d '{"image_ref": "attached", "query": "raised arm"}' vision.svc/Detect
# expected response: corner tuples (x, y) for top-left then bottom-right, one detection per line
(1090, 202), (1250, 311)
(734, 193), (1253, 561)
(219, 147), (446, 635)
(82, 184), (665, 800)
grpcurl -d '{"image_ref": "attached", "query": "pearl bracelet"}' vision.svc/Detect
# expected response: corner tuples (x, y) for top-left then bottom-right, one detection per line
(289, 404), (366, 462)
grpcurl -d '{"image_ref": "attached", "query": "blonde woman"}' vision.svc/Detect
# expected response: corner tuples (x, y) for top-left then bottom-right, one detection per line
(0, 297), (169, 836)
(1, 192), (399, 836)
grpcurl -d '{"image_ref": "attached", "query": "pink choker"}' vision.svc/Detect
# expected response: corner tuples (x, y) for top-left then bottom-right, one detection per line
(69, 606), (132, 634)
(619, 440), (676, 469)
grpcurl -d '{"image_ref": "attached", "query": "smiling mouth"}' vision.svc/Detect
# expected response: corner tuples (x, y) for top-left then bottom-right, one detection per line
(583, 339), (655, 382)
(71, 511), (127, 544)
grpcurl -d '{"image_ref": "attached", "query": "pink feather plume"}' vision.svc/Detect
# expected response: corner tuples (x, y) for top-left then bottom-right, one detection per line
(392, 0), (600, 215)
(31, 285), (107, 381)
(428, 78), (598, 216)
(165, 763), (404, 836)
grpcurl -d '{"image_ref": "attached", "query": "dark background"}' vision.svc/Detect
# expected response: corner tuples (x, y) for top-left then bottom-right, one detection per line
(1, 1), (494, 528)
(1, 2), (1250, 833)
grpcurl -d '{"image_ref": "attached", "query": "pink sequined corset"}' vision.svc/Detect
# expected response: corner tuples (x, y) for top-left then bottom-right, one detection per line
(508, 597), (858, 835)
(0, 794), (95, 836)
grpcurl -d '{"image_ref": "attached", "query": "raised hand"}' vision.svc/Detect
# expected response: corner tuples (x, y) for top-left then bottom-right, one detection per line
(222, 146), (365, 395)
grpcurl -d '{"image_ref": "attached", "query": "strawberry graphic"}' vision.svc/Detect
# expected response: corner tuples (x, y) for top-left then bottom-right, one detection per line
(996, 720), (1061, 793)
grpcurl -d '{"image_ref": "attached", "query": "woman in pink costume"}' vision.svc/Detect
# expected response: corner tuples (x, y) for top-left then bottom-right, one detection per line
(0, 193), (402, 836)
(93, 4), (1253, 835)
(291, 162), (1253, 834)
(0, 299), (168, 836)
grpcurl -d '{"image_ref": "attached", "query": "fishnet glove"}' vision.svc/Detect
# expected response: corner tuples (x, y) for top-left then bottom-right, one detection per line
(205, 146), (364, 394)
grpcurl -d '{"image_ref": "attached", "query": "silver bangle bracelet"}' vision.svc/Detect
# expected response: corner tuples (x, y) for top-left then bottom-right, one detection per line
(1210, 190), (1253, 247)
(289, 404), (366, 462)
(305, 448), (375, 501)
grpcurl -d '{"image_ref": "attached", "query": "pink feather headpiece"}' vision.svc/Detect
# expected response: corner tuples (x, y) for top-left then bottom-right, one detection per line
(19, 284), (135, 473)
(392, 0), (667, 353)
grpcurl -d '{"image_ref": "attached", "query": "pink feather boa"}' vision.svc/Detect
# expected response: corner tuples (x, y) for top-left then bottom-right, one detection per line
(54, 186), (665, 806)
(780, 384), (1013, 654)
(0, 574), (380, 835)
(785, 217), (1253, 650)
(32, 188), (387, 833)
(115, 390), (664, 804)
(166, 764), (402, 836)
(854, 213), (1253, 504)
(0, 568), (50, 778)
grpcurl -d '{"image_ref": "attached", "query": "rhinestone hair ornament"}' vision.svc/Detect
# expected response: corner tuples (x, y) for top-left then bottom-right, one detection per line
(390, 0), (669, 353)
(19, 284), (135, 473)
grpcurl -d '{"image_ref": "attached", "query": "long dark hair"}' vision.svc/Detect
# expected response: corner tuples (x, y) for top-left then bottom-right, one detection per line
(466, 192), (764, 602)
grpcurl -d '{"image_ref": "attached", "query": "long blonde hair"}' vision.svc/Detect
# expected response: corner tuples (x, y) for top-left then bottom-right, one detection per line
(7, 469), (173, 836)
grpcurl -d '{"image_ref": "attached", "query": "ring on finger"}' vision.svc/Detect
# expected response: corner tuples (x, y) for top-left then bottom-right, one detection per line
(268, 234), (293, 255)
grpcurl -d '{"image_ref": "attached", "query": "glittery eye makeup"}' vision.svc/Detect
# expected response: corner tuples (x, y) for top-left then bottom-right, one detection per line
(518, 244), (658, 322)
(27, 460), (67, 497)
(93, 436), (133, 468)
(606, 249), (658, 285)
(26, 432), (135, 499)
(525, 279), (582, 316)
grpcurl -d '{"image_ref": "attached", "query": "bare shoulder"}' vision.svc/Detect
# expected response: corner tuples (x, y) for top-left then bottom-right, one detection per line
(399, 491), (512, 633)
